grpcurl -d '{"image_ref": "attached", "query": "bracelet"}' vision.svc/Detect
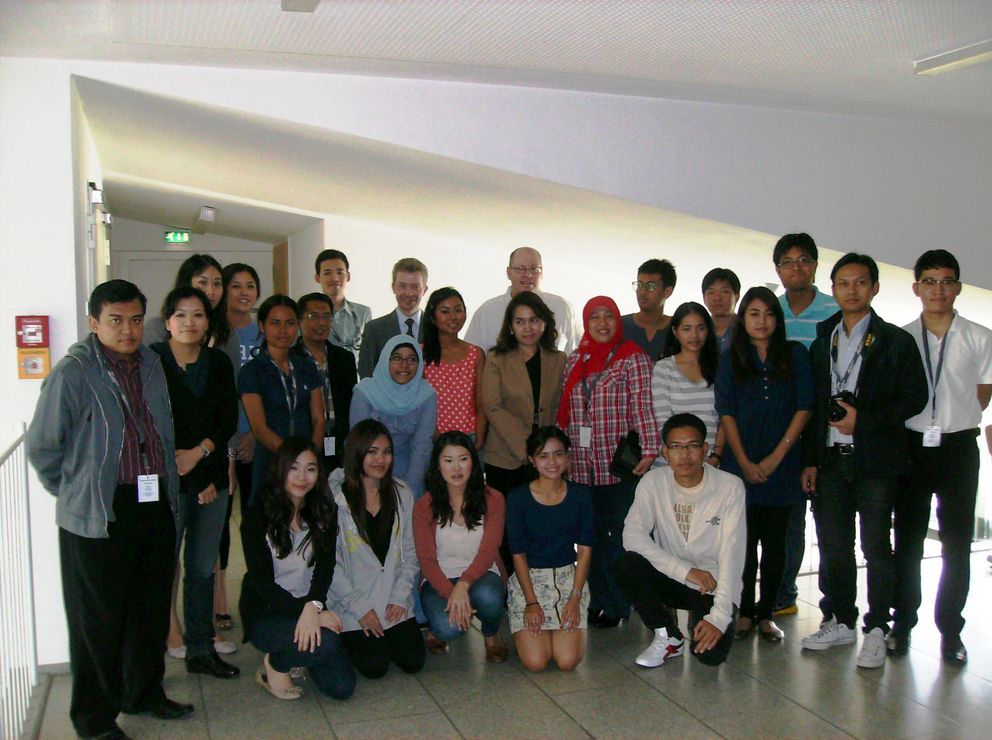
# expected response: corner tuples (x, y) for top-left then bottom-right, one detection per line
(784, 437), (793, 447)
(525, 601), (539, 607)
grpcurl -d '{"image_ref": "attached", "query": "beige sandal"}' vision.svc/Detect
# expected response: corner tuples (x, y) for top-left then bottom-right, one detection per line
(256, 655), (303, 700)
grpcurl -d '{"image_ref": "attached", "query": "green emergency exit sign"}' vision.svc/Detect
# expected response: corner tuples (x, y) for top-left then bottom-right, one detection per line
(164, 230), (190, 244)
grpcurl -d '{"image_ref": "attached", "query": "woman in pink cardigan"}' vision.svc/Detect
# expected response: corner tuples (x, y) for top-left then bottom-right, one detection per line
(413, 431), (508, 662)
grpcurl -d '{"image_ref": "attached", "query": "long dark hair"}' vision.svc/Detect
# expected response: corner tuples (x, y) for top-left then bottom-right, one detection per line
(422, 287), (465, 366)
(220, 263), (261, 344)
(160, 286), (212, 340)
(493, 292), (558, 355)
(424, 431), (487, 529)
(662, 302), (719, 387)
(174, 254), (231, 344)
(730, 287), (792, 381)
(342, 420), (401, 545)
(253, 294), (300, 356)
(258, 437), (337, 565)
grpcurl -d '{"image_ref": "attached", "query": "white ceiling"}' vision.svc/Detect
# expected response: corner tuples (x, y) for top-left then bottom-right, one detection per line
(2, 0), (991, 124)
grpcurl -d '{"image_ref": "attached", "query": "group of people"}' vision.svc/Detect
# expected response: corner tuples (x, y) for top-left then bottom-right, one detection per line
(27, 236), (991, 740)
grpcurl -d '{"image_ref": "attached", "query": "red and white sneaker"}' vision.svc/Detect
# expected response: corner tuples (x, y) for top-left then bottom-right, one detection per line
(635, 628), (685, 668)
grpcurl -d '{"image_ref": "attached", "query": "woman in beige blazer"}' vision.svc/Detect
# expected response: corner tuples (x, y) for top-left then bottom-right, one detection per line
(482, 292), (566, 569)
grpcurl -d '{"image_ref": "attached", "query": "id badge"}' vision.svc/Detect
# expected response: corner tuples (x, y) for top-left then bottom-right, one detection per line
(137, 474), (160, 503)
(323, 436), (336, 456)
(923, 425), (942, 448)
(579, 426), (593, 448)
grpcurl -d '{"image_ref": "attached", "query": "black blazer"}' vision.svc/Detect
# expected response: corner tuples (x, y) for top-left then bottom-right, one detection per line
(291, 339), (357, 465)
(357, 312), (425, 378)
(802, 309), (928, 477)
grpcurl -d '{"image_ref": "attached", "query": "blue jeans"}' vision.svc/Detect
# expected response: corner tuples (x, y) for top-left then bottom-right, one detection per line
(420, 572), (506, 640)
(775, 500), (806, 609)
(178, 488), (230, 657)
(249, 612), (356, 700)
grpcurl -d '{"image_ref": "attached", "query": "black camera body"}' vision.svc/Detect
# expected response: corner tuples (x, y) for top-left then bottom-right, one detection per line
(827, 390), (857, 422)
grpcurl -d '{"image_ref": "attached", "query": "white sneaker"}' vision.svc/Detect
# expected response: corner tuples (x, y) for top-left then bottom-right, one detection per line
(856, 627), (886, 669)
(635, 628), (685, 668)
(214, 639), (238, 655)
(166, 645), (186, 660)
(801, 617), (857, 651)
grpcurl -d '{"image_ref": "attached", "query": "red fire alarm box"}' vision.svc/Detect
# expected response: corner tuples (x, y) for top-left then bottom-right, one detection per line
(15, 315), (50, 348)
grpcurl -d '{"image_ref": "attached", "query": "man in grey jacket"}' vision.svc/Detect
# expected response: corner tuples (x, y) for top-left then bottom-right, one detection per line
(28, 280), (188, 739)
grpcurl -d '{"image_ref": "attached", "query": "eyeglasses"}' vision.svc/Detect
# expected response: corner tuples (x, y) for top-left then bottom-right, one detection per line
(666, 442), (704, 452)
(778, 256), (814, 269)
(632, 281), (662, 292)
(303, 312), (333, 321)
(509, 266), (543, 275)
(388, 355), (419, 366)
(916, 278), (960, 290)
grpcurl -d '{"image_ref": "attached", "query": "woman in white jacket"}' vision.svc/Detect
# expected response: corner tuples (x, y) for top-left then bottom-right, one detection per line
(327, 419), (426, 678)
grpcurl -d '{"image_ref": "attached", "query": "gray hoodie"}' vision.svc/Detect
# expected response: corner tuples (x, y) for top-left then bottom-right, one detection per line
(326, 468), (419, 633)
(27, 334), (181, 538)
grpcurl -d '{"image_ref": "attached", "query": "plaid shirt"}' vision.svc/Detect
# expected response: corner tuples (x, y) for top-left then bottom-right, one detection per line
(563, 351), (659, 486)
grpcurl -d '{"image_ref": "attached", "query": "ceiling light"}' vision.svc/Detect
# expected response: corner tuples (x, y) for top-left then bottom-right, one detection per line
(914, 39), (992, 76)
(281, 0), (321, 12)
(198, 206), (216, 222)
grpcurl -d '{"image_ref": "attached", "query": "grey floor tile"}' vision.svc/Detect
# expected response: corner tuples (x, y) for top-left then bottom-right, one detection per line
(523, 645), (635, 696)
(333, 711), (461, 739)
(322, 669), (440, 726)
(118, 710), (210, 739)
(704, 703), (853, 739)
(554, 681), (718, 738)
(205, 688), (334, 739)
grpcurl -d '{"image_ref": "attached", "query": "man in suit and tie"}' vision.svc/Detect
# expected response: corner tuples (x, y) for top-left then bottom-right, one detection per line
(357, 257), (429, 377)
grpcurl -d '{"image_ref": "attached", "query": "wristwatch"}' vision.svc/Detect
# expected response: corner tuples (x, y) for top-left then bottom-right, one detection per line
(198, 444), (211, 458)
(310, 600), (324, 612)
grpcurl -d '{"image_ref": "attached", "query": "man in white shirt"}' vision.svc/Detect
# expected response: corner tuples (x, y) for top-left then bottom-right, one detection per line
(357, 257), (429, 378)
(464, 246), (577, 353)
(616, 413), (746, 668)
(890, 249), (992, 665)
(314, 249), (372, 361)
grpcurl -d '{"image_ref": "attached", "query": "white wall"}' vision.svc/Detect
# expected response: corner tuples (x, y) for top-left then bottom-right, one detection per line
(286, 220), (323, 300)
(110, 217), (273, 317)
(3, 55), (992, 667)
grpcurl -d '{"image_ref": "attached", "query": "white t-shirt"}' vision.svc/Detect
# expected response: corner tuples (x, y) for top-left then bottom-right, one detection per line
(435, 518), (498, 579)
(465, 288), (578, 354)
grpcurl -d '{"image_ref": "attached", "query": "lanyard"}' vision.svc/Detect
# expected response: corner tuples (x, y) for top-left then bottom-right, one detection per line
(269, 355), (298, 436)
(580, 346), (617, 417)
(300, 344), (335, 422)
(830, 323), (869, 395)
(99, 353), (152, 474)
(921, 318), (952, 422)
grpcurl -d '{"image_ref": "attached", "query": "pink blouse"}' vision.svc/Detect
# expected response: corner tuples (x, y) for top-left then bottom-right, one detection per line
(423, 344), (481, 435)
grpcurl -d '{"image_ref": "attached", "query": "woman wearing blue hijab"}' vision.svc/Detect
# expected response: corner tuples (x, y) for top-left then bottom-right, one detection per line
(350, 336), (438, 499)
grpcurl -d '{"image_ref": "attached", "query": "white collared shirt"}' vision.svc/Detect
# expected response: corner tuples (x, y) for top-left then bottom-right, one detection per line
(904, 311), (992, 433)
(464, 287), (578, 353)
(828, 312), (871, 445)
(393, 307), (422, 339)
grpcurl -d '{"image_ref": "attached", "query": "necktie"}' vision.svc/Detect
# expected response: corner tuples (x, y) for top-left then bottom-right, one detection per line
(405, 317), (415, 337)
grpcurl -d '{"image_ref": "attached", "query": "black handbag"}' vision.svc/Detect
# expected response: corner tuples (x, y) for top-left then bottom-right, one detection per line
(610, 430), (642, 483)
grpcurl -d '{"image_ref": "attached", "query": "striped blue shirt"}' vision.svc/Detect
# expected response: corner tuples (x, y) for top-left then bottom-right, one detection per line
(779, 288), (838, 348)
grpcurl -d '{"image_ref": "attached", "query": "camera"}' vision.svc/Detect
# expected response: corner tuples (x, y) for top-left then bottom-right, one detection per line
(827, 391), (857, 422)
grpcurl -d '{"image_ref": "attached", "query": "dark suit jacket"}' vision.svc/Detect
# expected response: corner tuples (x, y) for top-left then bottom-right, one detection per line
(291, 340), (357, 466)
(802, 309), (928, 477)
(357, 311), (425, 378)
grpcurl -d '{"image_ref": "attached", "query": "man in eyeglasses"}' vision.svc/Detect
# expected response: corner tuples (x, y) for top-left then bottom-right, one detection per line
(889, 250), (992, 665)
(616, 413), (745, 668)
(465, 246), (577, 353)
(772, 232), (839, 619)
(621, 259), (676, 361)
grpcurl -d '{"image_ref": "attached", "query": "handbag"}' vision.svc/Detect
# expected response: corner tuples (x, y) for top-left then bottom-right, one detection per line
(609, 430), (642, 483)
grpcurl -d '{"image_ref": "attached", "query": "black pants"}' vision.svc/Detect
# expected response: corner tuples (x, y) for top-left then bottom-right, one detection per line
(893, 430), (980, 637)
(339, 617), (426, 679)
(589, 481), (635, 619)
(616, 551), (736, 666)
(59, 484), (176, 736)
(812, 451), (896, 633)
(219, 458), (253, 571)
(741, 504), (792, 621)
(484, 462), (536, 573)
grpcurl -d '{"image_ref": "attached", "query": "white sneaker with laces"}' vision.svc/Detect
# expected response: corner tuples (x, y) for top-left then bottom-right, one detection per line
(856, 627), (886, 668)
(214, 639), (238, 655)
(635, 628), (685, 668)
(801, 617), (857, 651)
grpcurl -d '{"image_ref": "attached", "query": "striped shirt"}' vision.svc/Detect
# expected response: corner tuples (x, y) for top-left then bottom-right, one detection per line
(779, 288), (838, 348)
(651, 357), (718, 463)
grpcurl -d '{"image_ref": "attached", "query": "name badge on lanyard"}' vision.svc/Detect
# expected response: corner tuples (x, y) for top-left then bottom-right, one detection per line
(324, 436), (336, 456)
(138, 474), (160, 502)
(921, 320), (951, 448)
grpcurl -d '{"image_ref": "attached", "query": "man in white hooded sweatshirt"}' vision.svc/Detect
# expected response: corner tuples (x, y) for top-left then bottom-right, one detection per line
(617, 413), (746, 667)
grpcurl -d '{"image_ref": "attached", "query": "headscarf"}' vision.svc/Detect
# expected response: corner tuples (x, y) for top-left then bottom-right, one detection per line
(355, 335), (436, 416)
(556, 296), (645, 428)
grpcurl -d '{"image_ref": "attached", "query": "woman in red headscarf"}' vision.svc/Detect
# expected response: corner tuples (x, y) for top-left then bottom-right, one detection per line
(558, 296), (659, 628)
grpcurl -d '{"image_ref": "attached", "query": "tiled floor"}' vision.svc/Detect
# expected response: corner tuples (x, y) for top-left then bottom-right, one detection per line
(36, 549), (992, 739)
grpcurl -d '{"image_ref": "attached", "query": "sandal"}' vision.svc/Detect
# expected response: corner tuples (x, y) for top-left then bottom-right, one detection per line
(255, 665), (303, 701)
(735, 616), (755, 640)
(425, 632), (449, 655)
(758, 619), (785, 642)
(215, 613), (234, 631)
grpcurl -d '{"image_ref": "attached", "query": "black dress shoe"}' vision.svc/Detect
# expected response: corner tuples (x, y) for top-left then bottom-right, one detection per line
(187, 651), (241, 679)
(588, 609), (621, 628)
(886, 628), (911, 656)
(941, 637), (968, 665)
(142, 698), (195, 720)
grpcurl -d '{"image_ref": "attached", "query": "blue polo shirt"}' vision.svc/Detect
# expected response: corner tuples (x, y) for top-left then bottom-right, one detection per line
(779, 288), (838, 348)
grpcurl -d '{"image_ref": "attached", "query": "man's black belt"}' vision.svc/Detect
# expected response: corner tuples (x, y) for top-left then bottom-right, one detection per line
(828, 443), (855, 456)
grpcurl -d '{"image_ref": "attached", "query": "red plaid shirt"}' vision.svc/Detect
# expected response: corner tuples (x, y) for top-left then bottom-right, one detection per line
(563, 351), (659, 486)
